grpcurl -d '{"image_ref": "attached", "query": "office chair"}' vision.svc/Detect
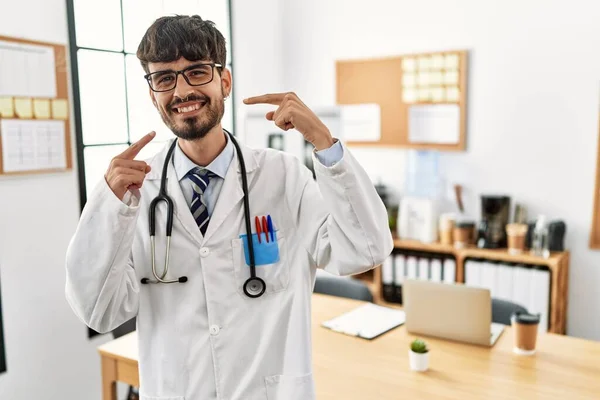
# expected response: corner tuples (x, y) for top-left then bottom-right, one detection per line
(492, 298), (527, 326)
(313, 274), (374, 302)
(112, 318), (138, 400)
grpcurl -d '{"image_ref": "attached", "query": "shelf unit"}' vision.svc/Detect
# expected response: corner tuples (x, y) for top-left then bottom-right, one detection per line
(354, 238), (569, 334)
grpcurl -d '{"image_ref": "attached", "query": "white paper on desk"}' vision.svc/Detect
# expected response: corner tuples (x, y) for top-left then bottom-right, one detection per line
(340, 103), (381, 142)
(408, 104), (460, 144)
(0, 40), (57, 98)
(321, 303), (405, 340)
(1, 119), (66, 172)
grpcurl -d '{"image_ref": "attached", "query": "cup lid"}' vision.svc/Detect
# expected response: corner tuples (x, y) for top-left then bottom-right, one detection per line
(511, 312), (540, 325)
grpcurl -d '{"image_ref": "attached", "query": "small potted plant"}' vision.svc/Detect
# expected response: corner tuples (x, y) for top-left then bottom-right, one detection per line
(409, 338), (429, 372)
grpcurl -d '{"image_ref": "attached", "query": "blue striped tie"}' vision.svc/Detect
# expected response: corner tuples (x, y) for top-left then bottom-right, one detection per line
(187, 167), (215, 235)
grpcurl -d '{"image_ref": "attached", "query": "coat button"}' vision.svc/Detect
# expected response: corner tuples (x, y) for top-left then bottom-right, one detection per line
(199, 247), (210, 257)
(209, 325), (220, 335)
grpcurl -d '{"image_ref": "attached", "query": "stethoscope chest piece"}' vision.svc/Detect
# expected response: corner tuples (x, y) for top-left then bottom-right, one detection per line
(243, 277), (266, 298)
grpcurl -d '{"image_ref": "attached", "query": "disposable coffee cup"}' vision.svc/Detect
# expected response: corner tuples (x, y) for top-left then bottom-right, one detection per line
(506, 223), (527, 255)
(511, 312), (540, 355)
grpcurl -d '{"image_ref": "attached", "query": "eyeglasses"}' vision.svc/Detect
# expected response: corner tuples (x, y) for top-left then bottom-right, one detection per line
(144, 62), (223, 92)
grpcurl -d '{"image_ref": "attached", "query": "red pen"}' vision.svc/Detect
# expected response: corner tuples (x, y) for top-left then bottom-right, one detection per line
(262, 216), (269, 243)
(255, 216), (262, 243)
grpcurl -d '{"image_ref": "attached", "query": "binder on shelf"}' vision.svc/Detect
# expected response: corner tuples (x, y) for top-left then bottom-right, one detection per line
(512, 265), (532, 319)
(381, 256), (395, 303)
(394, 253), (406, 303)
(529, 267), (550, 333)
(430, 258), (443, 282)
(465, 259), (481, 287)
(480, 260), (497, 298)
(418, 257), (430, 280)
(496, 263), (515, 303)
(407, 256), (418, 279)
(443, 258), (456, 283)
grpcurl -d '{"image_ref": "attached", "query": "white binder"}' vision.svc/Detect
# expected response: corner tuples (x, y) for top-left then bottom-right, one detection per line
(480, 261), (498, 299)
(407, 256), (418, 279)
(512, 265), (532, 317)
(430, 258), (443, 282)
(382, 256), (394, 285)
(529, 268), (550, 333)
(418, 257), (430, 280)
(465, 259), (481, 287)
(496, 264), (515, 302)
(443, 258), (456, 283)
(394, 254), (406, 285)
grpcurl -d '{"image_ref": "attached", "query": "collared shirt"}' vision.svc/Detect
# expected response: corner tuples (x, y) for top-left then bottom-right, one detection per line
(173, 133), (344, 214)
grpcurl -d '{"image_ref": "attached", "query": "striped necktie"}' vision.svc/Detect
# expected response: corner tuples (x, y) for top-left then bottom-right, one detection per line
(187, 167), (215, 235)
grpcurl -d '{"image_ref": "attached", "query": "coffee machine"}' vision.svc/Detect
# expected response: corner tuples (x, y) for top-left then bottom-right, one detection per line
(478, 195), (511, 248)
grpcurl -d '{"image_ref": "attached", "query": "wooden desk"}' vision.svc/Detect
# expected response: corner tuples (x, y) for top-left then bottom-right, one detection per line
(98, 294), (600, 400)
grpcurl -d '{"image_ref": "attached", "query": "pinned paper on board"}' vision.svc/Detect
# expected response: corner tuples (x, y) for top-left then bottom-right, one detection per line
(0, 97), (14, 117)
(340, 103), (381, 142)
(51, 99), (68, 120)
(33, 99), (51, 119)
(408, 104), (460, 144)
(0, 119), (67, 172)
(0, 40), (57, 98)
(14, 98), (33, 118)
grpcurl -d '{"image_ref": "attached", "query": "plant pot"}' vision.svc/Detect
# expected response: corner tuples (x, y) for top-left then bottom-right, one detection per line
(409, 349), (429, 372)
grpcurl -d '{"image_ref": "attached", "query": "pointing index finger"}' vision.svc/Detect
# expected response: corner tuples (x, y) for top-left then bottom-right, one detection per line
(119, 131), (156, 159)
(243, 93), (286, 106)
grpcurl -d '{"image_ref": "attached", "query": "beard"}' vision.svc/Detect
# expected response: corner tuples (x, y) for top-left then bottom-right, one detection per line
(160, 90), (225, 141)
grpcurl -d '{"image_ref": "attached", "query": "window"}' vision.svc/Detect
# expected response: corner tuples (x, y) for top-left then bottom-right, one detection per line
(66, 0), (235, 209)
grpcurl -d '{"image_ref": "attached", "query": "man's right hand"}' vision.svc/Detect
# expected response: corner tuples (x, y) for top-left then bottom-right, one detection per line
(105, 131), (156, 201)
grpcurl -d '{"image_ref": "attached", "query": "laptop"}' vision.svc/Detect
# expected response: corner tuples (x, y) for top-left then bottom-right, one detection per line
(403, 279), (505, 347)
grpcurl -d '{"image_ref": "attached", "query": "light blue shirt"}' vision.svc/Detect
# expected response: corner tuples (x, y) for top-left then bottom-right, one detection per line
(173, 134), (344, 215)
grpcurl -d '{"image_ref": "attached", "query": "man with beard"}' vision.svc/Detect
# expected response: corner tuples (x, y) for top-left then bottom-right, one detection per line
(65, 15), (393, 400)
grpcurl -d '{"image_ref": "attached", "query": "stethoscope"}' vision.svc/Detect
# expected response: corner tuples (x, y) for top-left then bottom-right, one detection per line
(140, 129), (266, 298)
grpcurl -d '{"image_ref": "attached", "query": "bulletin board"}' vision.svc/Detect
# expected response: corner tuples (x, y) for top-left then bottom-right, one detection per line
(0, 35), (73, 175)
(336, 50), (468, 151)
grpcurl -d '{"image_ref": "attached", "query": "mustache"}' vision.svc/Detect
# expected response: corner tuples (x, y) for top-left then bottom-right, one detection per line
(169, 94), (209, 109)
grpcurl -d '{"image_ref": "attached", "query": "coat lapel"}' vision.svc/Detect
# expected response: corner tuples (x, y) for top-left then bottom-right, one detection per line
(202, 143), (258, 244)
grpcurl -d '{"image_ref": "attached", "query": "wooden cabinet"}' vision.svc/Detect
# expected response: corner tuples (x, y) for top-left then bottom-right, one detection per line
(354, 239), (569, 334)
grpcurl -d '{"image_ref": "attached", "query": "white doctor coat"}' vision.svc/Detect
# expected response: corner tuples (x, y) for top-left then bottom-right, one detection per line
(65, 138), (393, 400)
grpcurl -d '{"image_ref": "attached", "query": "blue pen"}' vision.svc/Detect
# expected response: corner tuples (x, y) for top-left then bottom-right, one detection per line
(267, 215), (274, 242)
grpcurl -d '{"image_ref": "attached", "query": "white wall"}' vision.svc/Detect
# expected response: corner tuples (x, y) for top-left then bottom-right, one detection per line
(231, 0), (286, 139)
(281, 0), (600, 340)
(0, 0), (114, 398)
(0, 0), (282, 398)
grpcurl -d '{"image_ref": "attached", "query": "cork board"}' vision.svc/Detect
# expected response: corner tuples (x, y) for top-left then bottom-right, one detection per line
(336, 50), (468, 151)
(0, 35), (73, 175)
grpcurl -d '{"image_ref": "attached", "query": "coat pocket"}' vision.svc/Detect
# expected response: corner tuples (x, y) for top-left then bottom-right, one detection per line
(265, 373), (315, 400)
(231, 229), (289, 296)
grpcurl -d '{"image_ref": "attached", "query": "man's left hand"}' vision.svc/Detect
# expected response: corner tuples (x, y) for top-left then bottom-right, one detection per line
(243, 92), (334, 150)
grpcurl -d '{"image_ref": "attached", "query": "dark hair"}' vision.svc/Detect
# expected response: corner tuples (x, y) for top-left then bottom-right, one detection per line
(137, 15), (227, 74)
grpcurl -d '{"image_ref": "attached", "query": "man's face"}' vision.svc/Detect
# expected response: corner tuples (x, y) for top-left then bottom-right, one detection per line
(148, 57), (231, 141)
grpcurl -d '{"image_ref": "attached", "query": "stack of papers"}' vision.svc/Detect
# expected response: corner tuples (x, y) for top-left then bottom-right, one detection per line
(321, 303), (406, 340)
